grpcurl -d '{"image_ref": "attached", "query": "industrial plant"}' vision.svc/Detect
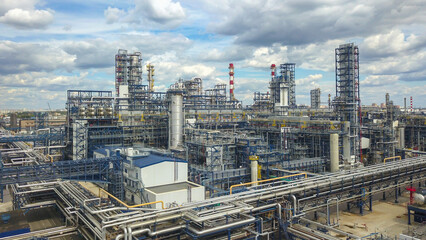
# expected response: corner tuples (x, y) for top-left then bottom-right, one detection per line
(0, 43), (425, 240)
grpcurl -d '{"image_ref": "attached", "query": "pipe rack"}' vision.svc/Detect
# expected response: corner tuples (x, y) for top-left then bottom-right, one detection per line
(20, 155), (424, 239)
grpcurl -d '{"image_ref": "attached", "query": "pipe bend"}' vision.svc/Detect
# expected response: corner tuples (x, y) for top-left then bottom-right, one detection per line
(289, 194), (297, 216)
(127, 226), (132, 240)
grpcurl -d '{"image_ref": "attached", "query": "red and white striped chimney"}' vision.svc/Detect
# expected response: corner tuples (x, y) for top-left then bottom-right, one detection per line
(270, 64), (276, 80)
(410, 96), (413, 112)
(229, 63), (234, 101)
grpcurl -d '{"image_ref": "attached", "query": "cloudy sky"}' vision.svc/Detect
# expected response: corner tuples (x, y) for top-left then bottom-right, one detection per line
(0, 0), (425, 110)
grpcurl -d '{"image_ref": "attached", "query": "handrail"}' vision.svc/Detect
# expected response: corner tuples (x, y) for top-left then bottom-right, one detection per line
(383, 156), (401, 163)
(230, 172), (308, 195)
(99, 188), (165, 209)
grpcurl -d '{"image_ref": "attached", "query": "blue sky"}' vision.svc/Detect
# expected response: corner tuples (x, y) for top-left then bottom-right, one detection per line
(0, 0), (425, 110)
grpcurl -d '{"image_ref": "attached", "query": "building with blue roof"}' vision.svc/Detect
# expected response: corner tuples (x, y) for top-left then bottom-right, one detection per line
(93, 147), (205, 208)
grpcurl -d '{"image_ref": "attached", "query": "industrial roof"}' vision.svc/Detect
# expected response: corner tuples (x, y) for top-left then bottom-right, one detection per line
(93, 146), (120, 157)
(131, 154), (187, 169)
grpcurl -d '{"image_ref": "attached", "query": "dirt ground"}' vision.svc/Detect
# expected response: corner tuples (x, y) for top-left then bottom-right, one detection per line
(327, 200), (425, 239)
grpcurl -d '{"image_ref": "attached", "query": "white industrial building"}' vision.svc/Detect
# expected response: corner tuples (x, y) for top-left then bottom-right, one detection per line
(94, 147), (205, 209)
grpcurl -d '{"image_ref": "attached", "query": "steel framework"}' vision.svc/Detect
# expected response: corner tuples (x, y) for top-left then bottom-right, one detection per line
(335, 43), (361, 163)
(0, 156), (123, 201)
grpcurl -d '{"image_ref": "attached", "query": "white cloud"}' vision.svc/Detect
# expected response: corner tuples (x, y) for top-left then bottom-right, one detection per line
(182, 64), (215, 79)
(104, 7), (125, 24)
(1, 72), (89, 89)
(362, 75), (399, 87)
(104, 0), (187, 28)
(0, 0), (54, 29)
(296, 74), (322, 86)
(0, 41), (75, 74)
(362, 29), (426, 59)
(133, 0), (186, 26)
(204, 0), (426, 46)
(0, 0), (37, 15)
(242, 44), (288, 68)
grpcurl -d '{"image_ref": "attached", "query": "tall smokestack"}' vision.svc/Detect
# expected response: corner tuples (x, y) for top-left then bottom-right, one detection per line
(270, 64), (276, 80)
(229, 63), (235, 101)
(404, 97), (407, 114)
(410, 96), (413, 112)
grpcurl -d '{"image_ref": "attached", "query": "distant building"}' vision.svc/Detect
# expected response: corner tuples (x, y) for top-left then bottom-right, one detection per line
(19, 119), (35, 131)
(10, 113), (17, 128)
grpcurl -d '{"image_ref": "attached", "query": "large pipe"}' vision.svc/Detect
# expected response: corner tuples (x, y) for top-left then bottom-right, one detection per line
(330, 133), (339, 172)
(187, 214), (255, 236)
(116, 225), (185, 240)
(290, 194), (297, 216)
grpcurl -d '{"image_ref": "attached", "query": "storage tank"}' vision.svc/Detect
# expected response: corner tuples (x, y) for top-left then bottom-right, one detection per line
(87, 107), (95, 117)
(97, 107), (104, 117)
(105, 107), (113, 116)
(78, 107), (86, 117)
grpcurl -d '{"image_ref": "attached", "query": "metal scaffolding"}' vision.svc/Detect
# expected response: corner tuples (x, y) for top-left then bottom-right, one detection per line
(334, 43), (361, 163)
(310, 88), (321, 109)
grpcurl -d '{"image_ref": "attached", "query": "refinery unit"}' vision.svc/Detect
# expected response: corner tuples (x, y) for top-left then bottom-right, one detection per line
(0, 43), (425, 240)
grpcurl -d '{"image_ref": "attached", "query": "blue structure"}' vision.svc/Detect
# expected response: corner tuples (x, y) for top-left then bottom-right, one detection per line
(0, 156), (123, 202)
(0, 132), (64, 144)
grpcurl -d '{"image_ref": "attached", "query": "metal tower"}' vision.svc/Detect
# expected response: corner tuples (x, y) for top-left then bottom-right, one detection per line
(334, 43), (361, 163)
(280, 63), (296, 108)
(310, 88), (321, 109)
(115, 49), (142, 97)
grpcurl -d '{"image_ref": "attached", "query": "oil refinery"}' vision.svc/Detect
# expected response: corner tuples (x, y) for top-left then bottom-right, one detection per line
(0, 43), (425, 240)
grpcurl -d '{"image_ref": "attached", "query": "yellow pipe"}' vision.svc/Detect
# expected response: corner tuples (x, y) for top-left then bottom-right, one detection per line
(383, 156), (401, 163)
(230, 172), (307, 195)
(99, 188), (165, 209)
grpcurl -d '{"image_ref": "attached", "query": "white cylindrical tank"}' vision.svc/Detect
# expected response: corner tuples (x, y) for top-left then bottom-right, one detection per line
(283, 88), (288, 106)
(279, 83), (288, 107)
(330, 133), (339, 172)
(250, 156), (259, 186)
(169, 94), (184, 149)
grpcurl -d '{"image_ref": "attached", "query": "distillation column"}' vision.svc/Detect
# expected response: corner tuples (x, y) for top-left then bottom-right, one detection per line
(249, 155), (259, 186)
(169, 93), (184, 149)
(330, 133), (339, 172)
(398, 127), (405, 149)
(343, 121), (351, 162)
